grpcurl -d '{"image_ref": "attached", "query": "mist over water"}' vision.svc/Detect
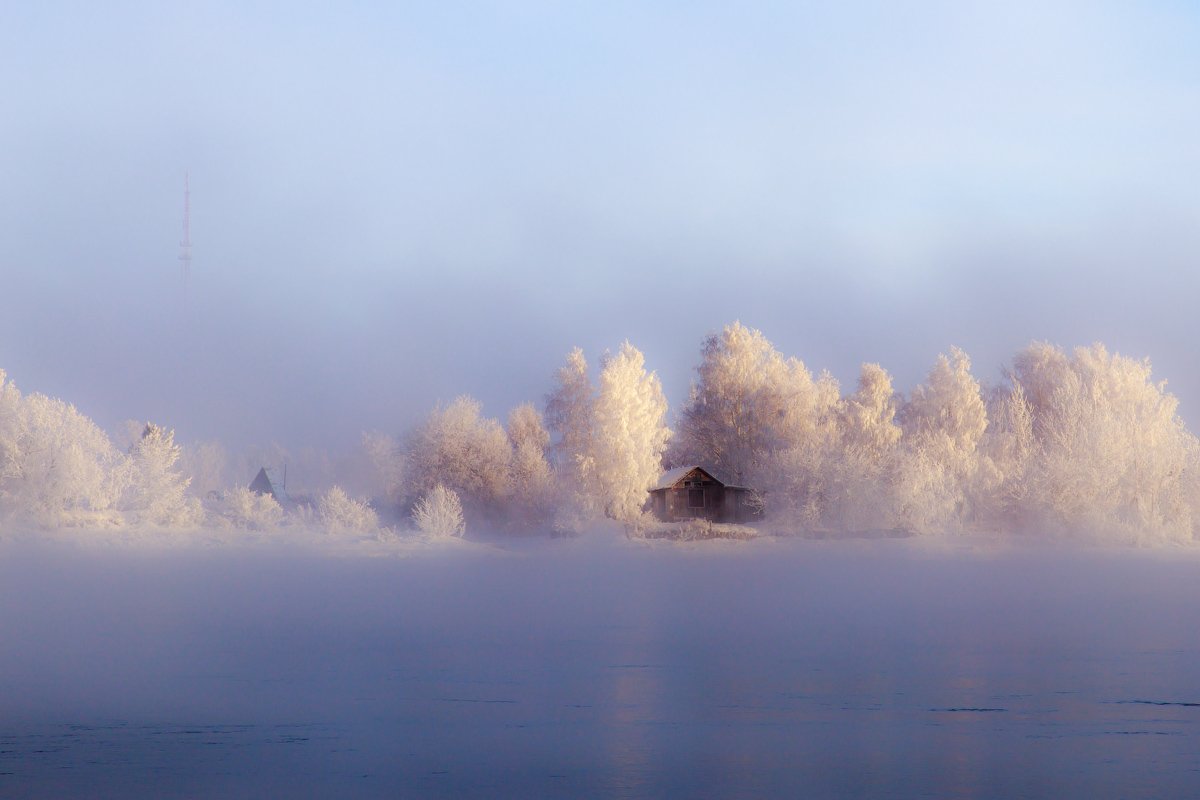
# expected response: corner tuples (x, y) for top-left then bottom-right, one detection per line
(4, 535), (1200, 798)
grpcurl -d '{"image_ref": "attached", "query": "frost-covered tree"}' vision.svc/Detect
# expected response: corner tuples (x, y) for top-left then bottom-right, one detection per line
(405, 396), (512, 519)
(507, 403), (553, 525)
(0, 370), (24, 492)
(671, 323), (840, 524)
(318, 485), (379, 535)
(768, 364), (841, 527)
(672, 322), (798, 484)
(215, 486), (284, 530)
(509, 402), (551, 454)
(544, 348), (600, 531)
(823, 363), (903, 530)
(894, 347), (988, 533)
(591, 341), (670, 521)
(980, 381), (1037, 528)
(123, 423), (202, 527)
(838, 363), (903, 460)
(412, 483), (465, 537)
(1011, 342), (1198, 541)
(1010, 341), (1074, 440)
(0, 383), (126, 527)
(545, 348), (594, 472)
(902, 348), (988, 455)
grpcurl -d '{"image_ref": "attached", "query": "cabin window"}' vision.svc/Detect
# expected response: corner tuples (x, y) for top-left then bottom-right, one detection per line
(688, 489), (704, 508)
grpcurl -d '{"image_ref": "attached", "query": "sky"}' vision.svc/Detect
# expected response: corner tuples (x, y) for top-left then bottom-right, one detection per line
(2, 1), (1199, 451)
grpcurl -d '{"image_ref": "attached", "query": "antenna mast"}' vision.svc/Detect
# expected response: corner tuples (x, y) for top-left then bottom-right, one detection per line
(179, 171), (192, 287)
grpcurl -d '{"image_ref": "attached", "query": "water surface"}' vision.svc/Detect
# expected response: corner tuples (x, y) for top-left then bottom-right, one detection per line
(2, 535), (1199, 797)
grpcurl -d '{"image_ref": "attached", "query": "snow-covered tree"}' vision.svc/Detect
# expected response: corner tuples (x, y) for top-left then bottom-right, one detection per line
(509, 402), (550, 454)
(507, 403), (553, 525)
(1010, 341), (1073, 440)
(123, 423), (202, 527)
(902, 348), (988, 455)
(672, 322), (797, 485)
(215, 486), (284, 530)
(591, 341), (671, 521)
(671, 323), (840, 525)
(838, 364), (903, 459)
(823, 363), (903, 530)
(980, 381), (1037, 528)
(544, 348), (600, 531)
(0, 370), (24, 493)
(405, 396), (512, 518)
(1012, 342), (1197, 541)
(545, 347), (594, 472)
(2, 387), (126, 527)
(412, 483), (465, 537)
(318, 485), (379, 535)
(768, 363), (841, 527)
(894, 347), (988, 533)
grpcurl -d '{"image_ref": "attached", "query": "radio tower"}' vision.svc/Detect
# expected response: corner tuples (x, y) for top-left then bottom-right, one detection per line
(179, 171), (192, 287)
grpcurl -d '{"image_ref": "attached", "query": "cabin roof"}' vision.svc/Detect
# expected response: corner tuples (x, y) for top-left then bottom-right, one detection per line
(653, 465), (708, 490)
(652, 465), (752, 492)
(249, 466), (287, 501)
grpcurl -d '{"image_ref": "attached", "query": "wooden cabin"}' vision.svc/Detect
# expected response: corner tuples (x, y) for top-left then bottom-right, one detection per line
(647, 466), (757, 523)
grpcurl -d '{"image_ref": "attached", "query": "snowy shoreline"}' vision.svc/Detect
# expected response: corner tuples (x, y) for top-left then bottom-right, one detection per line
(5, 522), (1200, 559)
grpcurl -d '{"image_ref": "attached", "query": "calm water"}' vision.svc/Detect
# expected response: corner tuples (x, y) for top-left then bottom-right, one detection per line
(2, 535), (1200, 798)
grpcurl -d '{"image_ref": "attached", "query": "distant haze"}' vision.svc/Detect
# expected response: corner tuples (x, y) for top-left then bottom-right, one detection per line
(2, 2), (1198, 449)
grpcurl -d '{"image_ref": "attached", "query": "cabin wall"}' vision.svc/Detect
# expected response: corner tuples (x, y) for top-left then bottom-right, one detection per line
(648, 467), (760, 524)
(726, 488), (756, 522)
(657, 484), (758, 522)
(656, 487), (732, 522)
(652, 491), (667, 519)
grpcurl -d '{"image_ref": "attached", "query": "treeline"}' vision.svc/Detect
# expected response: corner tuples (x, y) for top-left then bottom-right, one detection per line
(0, 371), (378, 534)
(375, 324), (1200, 543)
(2, 323), (1198, 543)
(666, 324), (1198, 541)
(0, 370), (193, 529)
(366, 341), (670, 536)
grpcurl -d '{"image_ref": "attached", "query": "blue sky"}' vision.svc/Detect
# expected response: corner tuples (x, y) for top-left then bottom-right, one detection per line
(2, 1), (1198, 448)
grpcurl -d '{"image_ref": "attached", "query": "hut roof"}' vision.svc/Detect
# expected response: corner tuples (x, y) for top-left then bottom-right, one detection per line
(248, 466), (286, 501)
(652, 465), (750, 492)
(654, 465), (706, 490)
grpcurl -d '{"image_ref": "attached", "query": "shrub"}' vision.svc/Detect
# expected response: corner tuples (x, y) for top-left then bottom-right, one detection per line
(318, 485), (379, 535)
(217, 487), (283, 531)
(412, 484), (465, 537)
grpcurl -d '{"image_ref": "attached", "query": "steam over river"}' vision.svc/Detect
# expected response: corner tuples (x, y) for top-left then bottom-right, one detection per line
(3, 534), (1200, 798)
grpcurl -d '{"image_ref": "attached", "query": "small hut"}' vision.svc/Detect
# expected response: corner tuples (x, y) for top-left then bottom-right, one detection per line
(647, 466), (757, 523)
(248, 467), (287, 504)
